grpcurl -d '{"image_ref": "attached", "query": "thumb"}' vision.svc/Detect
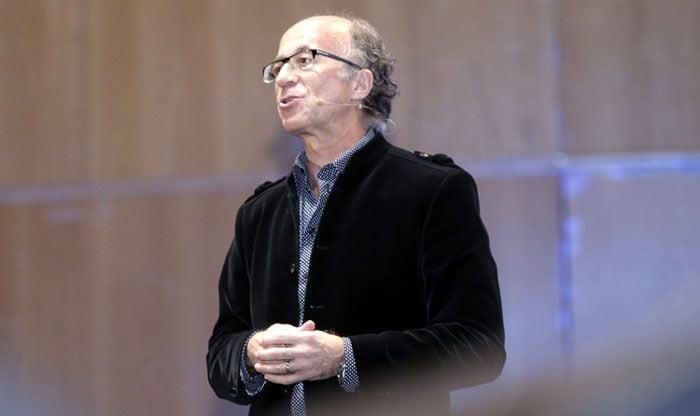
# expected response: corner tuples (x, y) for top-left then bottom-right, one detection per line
(299, 320), (316, 331)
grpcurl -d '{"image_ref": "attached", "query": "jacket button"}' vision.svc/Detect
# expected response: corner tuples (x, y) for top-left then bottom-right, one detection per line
(289, 262), (296, 274)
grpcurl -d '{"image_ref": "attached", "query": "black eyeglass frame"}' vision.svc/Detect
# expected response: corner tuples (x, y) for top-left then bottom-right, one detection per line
(262, 48), (363, 84)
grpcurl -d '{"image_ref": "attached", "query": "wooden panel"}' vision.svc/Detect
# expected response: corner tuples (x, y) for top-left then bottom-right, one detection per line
(478, 175), (563, 373)
(561, 0), (700, 154)
(0, 0), (86, 185)
(564, 170), (700, 414)
(86, 1), (297, 181)
(402, 0), (556, 158)
(87, 1), (224, 180)
(85, 192), (247, 416)
(206, 1), (303, 177)
(0, 201), (97, 414)
(0, 189), (250, 416)
(451, 174), (563, 411)
(569, 171), (700, 344)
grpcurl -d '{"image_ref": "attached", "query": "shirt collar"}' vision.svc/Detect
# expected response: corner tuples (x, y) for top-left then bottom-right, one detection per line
(293, 129), (375, 182)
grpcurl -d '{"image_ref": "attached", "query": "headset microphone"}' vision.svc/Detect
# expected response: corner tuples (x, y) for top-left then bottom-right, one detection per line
(314, 97), (363, 109)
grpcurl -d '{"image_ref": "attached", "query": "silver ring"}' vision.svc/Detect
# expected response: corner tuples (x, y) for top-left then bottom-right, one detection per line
(285, 360), (291, 374)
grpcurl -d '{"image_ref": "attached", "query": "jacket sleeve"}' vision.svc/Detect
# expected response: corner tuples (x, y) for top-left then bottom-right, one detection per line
(348, 169), (506, 392)
(206, 208), (258, 404)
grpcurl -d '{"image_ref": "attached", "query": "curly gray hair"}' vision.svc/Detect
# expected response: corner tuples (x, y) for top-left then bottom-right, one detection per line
(341, 16), (399, 133)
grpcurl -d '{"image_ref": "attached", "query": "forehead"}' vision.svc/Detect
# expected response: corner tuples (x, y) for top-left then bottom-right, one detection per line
(276, 17), (351, 59)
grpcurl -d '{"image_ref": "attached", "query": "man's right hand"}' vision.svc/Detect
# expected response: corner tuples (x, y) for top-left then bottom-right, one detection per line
(246, 322), (315, 373)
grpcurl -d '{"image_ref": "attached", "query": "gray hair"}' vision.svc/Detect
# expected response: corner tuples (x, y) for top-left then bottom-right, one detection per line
(341, 16), (399, 133)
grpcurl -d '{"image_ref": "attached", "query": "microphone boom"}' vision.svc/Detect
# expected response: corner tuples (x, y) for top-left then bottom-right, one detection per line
(314, 97), (362, 109)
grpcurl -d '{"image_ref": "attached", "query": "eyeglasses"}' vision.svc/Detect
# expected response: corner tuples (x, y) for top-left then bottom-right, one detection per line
(262, 48), (363, 84)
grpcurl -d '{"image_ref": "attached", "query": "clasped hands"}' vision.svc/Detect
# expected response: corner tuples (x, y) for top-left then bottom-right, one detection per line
(246, 320), (345, 385)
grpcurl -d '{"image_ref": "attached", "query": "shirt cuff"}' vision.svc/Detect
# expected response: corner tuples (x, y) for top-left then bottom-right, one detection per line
(338, 337), (360, 393)
(239, 332), (266, 396)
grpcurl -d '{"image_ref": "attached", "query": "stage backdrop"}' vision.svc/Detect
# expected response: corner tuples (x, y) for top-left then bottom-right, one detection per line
(2, 1), (699, 415)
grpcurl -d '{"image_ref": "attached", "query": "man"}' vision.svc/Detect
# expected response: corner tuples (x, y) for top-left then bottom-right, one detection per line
(207, 14), (505, 416)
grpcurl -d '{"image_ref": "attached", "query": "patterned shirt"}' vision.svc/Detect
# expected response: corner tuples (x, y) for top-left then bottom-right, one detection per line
(240, 130), (373, 414)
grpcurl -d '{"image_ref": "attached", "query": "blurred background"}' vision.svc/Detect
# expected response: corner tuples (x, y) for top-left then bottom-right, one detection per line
(1, 1), (699, 415)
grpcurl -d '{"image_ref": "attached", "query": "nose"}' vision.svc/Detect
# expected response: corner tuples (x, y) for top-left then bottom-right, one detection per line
(275, 62), (298, 87)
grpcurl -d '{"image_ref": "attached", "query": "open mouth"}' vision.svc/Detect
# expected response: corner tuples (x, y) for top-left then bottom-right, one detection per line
(280, 96), (300, 105)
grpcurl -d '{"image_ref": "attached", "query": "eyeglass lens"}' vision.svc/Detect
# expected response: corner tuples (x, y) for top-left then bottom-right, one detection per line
(264, 50), (315, 83)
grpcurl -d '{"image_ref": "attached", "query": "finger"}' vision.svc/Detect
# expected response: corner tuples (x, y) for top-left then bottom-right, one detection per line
(259, 331), (308, 347)
(266, 323), (297, 332)
(299, 320), (315, 331)
(253, 361), (289, 375)
(258, 359), (307, 385)
(255, 359), (305, 378)
(255, 346), (297, 362)
(257, 324), (300, 345)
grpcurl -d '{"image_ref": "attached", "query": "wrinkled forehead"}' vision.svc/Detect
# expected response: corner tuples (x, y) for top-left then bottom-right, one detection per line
(276, 16), (352, 59)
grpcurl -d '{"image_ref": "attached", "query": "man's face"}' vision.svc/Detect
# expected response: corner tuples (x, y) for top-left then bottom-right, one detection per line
(273, 17), (356, 137)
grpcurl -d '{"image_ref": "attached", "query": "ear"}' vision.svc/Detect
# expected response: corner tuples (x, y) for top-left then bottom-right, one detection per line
(351, 68), (374, 101)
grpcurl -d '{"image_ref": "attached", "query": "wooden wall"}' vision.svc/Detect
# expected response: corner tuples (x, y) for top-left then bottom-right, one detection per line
(2, 1), (699, 415)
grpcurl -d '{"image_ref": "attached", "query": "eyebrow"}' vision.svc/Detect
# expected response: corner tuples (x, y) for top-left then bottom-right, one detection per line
(274, 45), (310, 61)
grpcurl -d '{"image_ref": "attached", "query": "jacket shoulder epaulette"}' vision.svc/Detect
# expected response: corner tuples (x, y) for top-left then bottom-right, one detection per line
(244, 176), (285, 204)
(413, 150), (458, 169)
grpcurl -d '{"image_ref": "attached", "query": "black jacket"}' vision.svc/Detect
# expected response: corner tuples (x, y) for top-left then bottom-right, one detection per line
(207, 134), (505, 415)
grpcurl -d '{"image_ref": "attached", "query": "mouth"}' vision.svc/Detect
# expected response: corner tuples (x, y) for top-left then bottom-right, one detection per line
(279, 96), (300, 105)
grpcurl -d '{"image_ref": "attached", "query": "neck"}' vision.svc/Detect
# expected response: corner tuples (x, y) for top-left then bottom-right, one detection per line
(298, 122), (368, 194)
(301, 124), (367, 172)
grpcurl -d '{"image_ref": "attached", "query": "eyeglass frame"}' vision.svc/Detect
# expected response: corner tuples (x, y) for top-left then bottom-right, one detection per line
(262, 48), (364, 84)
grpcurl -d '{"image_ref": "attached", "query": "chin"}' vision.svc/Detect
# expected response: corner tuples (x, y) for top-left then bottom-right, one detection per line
(280, 118), (308, 136)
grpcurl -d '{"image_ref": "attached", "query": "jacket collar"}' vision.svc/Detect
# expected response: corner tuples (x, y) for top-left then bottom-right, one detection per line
(285, 133), (391, 200)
